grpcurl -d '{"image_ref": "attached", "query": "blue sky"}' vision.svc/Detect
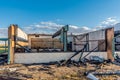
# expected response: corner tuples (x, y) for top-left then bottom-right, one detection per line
(0, 0), (120, 36)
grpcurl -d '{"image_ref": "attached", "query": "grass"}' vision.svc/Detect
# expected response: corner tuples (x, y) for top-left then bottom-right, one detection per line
(0, 48), (8, 54)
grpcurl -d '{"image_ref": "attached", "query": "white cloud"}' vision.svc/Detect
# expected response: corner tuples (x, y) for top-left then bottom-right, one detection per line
(0, 28), (8, 38)
(69, 25), (93, 34)
(22, 21), (63, 34)
(1, 17), (119, 38)
(69, 25), (78, 29)
(23, 17), (119, 35)
(23, 21), (93, 35)
(96, 17), (119, 29)
(101, 17), (119, 26)
(82, 26), (91, 30)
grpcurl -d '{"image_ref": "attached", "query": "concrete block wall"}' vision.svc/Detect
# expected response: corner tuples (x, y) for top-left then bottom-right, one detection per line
(14, 52), (107, 64)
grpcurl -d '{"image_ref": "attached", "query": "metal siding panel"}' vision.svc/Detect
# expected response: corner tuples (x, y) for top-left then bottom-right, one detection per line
(89, 30), (105, 40)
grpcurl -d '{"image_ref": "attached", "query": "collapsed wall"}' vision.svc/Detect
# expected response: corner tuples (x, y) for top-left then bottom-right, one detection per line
(28, 34), (63, 52)
(72, 29), (106, 51)
(8, 25), (114, 64)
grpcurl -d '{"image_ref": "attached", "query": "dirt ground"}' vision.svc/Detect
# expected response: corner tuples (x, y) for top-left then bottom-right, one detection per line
(0, 63), (120, 80)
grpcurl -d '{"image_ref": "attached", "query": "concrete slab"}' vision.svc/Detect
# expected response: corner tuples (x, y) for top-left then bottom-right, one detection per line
(15, 52), (107, 64)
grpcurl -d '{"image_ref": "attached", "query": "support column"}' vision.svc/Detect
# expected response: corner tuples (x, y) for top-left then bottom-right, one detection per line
(106, 27), (114, 61)
(8, 24), (18, 64)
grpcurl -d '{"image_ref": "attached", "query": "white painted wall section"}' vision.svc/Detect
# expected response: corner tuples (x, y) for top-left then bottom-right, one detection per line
(17, 28), (28, 41)
(15, 52), (107, 64)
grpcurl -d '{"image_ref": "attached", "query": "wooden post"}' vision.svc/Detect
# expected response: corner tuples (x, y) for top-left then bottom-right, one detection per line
(8, 24), (18, 64)
(106, 27), (114, 61)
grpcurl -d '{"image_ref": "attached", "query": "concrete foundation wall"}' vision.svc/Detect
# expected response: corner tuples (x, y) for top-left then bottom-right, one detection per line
(15, 52), (107, 64)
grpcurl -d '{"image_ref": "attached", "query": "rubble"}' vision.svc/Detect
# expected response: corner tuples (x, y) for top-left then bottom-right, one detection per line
(0, 62), (119, 80)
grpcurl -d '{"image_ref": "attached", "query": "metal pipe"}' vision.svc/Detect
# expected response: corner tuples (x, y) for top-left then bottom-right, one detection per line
(92, 71), (120, 75)
(7, 39), (11, 64)
(5, 41), (7, 52)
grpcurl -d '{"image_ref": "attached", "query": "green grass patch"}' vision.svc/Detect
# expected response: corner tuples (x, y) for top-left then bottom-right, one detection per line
(0, 48), (8, 54)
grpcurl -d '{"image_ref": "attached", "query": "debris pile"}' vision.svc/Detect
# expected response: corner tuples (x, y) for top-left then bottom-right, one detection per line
(0, 54), (7, 65)
(0, 63), (120, 80)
